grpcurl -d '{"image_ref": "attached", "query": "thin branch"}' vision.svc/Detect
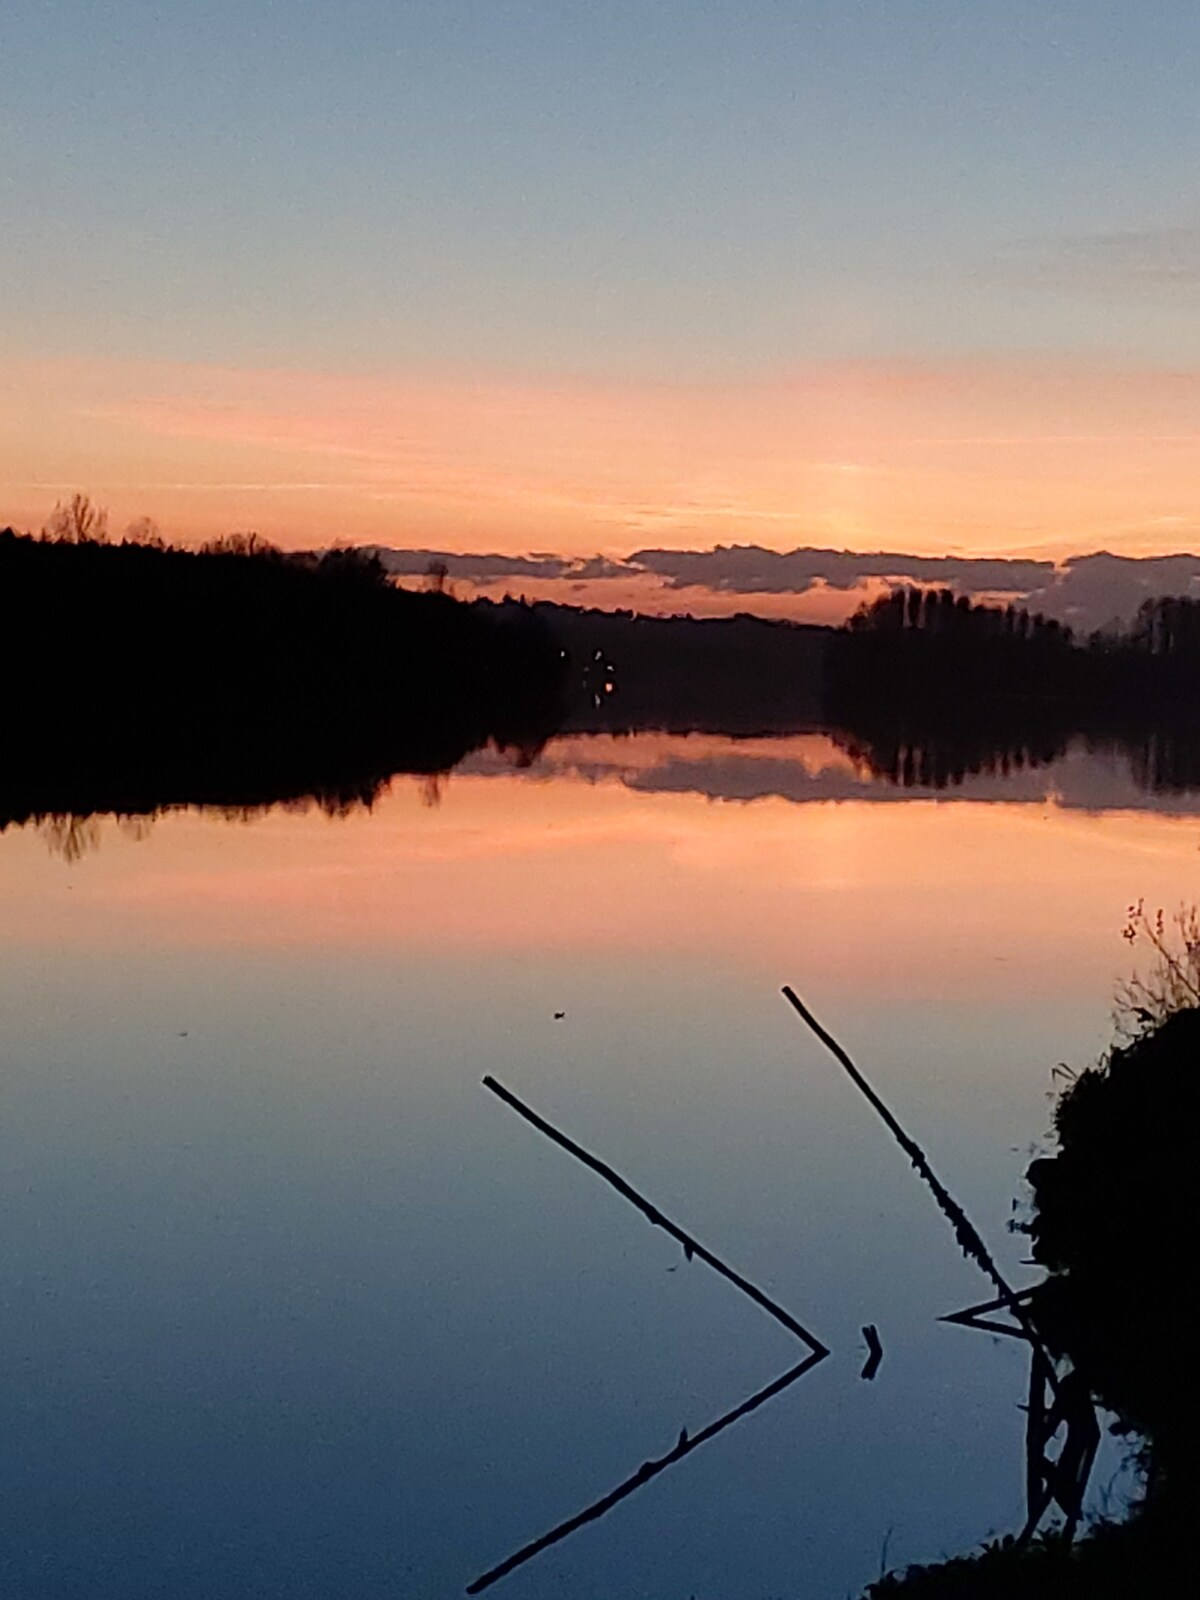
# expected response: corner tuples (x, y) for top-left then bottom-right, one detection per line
(780, 986), (1106, 1545)
(940, 1289), (1037, 1341)
(466, 1350), (825, 1594)
(779, 988), (1052, 1368)
(483, 1075), (829, 1357)
(781, 989), (1023, 1308)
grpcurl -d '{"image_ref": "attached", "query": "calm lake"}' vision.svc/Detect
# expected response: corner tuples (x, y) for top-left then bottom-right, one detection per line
(2, 731), (1192, 1599)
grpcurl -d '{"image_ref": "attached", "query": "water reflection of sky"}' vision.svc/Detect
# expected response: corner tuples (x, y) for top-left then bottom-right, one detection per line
(1, 735), (1188, 1597)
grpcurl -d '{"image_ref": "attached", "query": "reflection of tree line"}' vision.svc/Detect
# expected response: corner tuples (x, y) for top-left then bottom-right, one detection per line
(832, 721), (1073, 791)
(0, 525), (564, 840)
(828, 587), (1200, 795)
(31, 783), (391, 863)
(833, 720), (1200, 797)
(1122, 726), (1200, 794)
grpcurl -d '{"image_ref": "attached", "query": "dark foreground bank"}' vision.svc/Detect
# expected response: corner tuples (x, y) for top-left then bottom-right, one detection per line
(0, 528), (565, 828)
(862, 1007), (1197, 1597)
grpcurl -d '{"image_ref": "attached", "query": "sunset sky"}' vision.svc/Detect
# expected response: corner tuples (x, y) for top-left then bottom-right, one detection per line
(3, 3), (1198, 567)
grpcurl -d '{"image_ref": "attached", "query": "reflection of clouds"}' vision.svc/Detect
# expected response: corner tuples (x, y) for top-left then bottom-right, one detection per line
(464, 733), (1200, 817)
(23, 734), (1200, 871)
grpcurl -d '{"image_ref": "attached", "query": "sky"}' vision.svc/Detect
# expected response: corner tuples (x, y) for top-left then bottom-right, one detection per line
(2, 2), (1198, 574)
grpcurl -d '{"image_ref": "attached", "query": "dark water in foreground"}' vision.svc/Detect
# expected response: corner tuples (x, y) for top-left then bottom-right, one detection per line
(2, 731), (1185, 1598)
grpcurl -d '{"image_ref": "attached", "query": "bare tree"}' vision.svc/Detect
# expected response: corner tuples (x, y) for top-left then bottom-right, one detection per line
(124, 515), (164, 547)
(1115, 899), (1200, 1037)
(43, 493), (109, 544)
(199, 531), (279, 558)
(425, 558), (450, 594)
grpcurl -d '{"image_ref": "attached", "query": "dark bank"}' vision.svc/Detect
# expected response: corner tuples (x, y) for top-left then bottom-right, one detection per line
(0, 525), (564, 830)
(863, 999), (1196, 1597)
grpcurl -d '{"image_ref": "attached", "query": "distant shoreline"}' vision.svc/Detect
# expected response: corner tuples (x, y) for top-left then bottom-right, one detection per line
(7, 532), (1200, 832)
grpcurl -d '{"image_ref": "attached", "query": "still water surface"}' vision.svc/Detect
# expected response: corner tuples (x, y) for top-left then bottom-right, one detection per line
(2, 732), (1192, 1598)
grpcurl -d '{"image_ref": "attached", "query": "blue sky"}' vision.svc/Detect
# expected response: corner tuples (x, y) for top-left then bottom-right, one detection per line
(3, 3), (1198, 560)
(3, 1), (1198, 376)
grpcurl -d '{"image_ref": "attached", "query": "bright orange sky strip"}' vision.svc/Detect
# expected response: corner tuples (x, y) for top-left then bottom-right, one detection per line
(3, 355), (1198, 566)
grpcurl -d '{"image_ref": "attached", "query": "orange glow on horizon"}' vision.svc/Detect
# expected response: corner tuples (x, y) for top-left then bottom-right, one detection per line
(2, 355), (1199, 579)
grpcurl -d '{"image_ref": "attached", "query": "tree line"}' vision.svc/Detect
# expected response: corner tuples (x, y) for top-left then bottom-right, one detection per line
(0, 516), (565, 828)
(845, 580), (1200, 657)
(823, 586), (1200, 792)
(839, 584), (1200, 696)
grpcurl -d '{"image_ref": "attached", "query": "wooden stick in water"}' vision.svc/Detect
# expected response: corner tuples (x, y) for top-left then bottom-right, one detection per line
(466, 1349), (825, 1594)
(779, 988), (1103, 1544)
(860, 1323), (883, 1381)
(940, 1288), (1037, 1340)
(779, 987), (1047, 1356)
(482, 1075), (829, 1358)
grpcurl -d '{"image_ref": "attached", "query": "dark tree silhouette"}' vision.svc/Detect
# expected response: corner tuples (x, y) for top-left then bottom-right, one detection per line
(0, 526), (565, 831)
(1025, 1010), (1199, 1499)
(827, 584), (1200, 792)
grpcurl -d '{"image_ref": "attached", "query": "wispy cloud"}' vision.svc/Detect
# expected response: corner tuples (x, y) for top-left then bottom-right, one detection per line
(993, 225), (1200, 300)
(3, 353), (1200, 557)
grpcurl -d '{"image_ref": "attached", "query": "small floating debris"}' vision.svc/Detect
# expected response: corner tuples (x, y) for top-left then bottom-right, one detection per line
(860, 1323), (883, 1381)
